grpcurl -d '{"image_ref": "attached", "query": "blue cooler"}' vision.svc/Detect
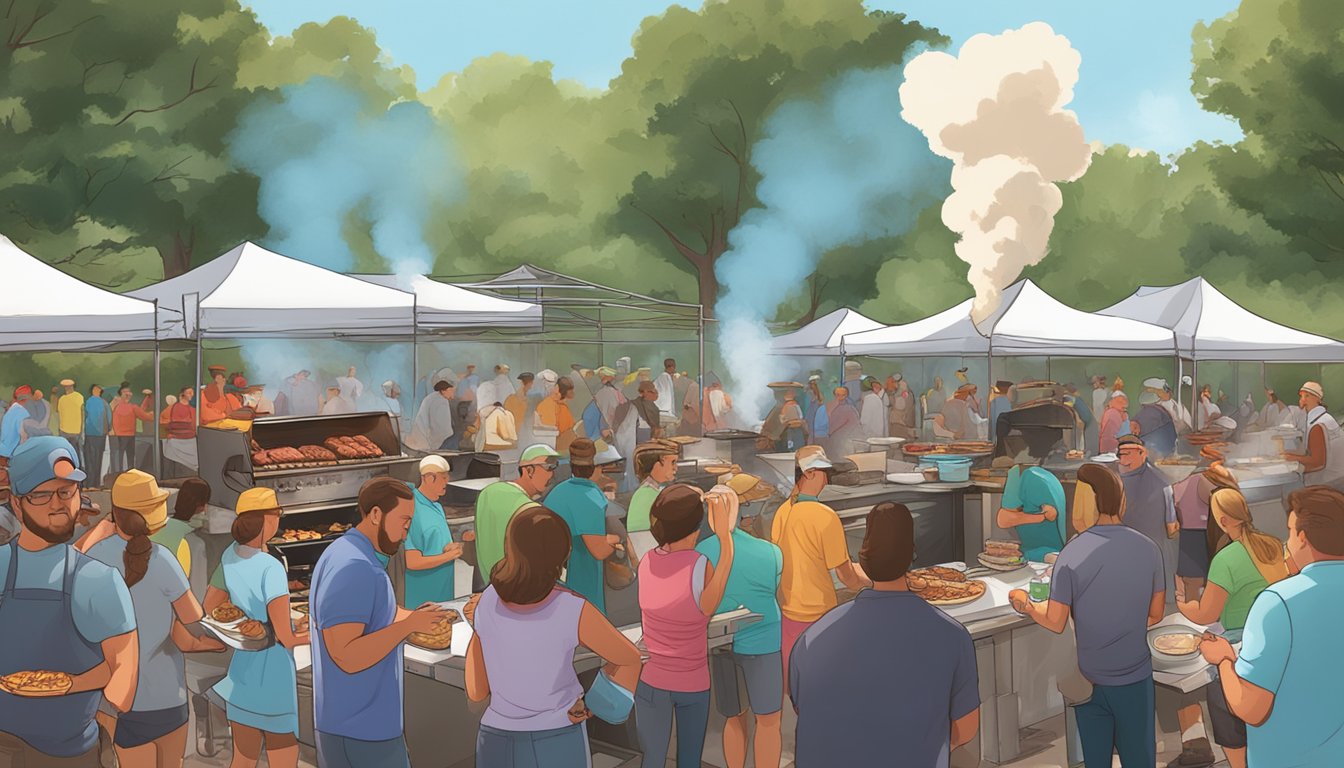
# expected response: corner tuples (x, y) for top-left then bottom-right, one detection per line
(919, 455), (973, 482)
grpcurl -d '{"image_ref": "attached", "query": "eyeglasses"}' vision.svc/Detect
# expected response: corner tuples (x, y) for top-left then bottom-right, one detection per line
(23, 486), (81, 506)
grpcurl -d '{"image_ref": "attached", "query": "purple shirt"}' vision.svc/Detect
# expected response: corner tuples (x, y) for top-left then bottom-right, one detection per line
(1173, 474), (1211, 530)
(474, 585), (585, 731)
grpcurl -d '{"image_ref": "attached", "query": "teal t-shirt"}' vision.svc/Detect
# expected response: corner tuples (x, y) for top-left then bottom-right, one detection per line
(627, 483), (659, 533)
(404, 484), (456, 607)
(697, 528), (783, 655)
(544, 478), (609, 614)
(1236, 562), (1344, 767)
(1002, 466), (1067, 562)
(1206, 540), (1269, 632)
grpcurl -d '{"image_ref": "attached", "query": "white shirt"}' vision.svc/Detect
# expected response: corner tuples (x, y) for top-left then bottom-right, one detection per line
(654, 372), (676, 417)
(860, 391), (888, 439)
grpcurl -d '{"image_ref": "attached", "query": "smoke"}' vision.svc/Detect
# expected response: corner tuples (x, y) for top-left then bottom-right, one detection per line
(229, 77), (462, 278)
(714, 65), (951, 423)
(899, 22), (1091, 324)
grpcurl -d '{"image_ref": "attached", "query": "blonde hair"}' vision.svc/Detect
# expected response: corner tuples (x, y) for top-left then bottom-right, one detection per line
(1211, 488), (1289, 585)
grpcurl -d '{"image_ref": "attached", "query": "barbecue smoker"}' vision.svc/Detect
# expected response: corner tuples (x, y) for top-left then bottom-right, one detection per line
(198, 412), (422, 582)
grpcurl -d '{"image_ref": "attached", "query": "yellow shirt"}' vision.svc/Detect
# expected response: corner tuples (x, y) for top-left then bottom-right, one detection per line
(771, 497), (850, 622)
(57, 392), (84, 434)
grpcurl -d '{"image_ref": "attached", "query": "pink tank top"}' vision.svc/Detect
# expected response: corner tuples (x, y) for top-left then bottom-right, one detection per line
(638, 547), (710, 692)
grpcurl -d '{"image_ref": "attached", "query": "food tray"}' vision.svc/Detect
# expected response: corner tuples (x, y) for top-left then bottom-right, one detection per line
(976, 553), (1029, 572)
(1147, 626), (1203, 664)
(201, 615), (275, 652)
(887, 472), (925, 485)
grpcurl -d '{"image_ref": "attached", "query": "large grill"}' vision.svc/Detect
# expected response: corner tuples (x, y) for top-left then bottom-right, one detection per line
(198, 412), (420, 512)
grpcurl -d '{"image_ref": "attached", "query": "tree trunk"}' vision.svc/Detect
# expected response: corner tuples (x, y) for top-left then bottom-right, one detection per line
(699, 257), (720, 317)
(156, 229), (194, 279)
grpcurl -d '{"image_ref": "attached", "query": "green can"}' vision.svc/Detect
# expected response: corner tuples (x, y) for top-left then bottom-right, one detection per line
(1028, 575), (1051, 602)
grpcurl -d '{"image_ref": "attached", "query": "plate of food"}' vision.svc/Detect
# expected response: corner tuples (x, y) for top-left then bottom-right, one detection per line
(977, 540), (1028, 571)
(408, 610), (462, 652)
(462, 594), (482, 627)
(1147, 627), (1205, 662)
(0, 670), (73, 697)
(908, 574), (987, 606)
(210, 602), (246, 627)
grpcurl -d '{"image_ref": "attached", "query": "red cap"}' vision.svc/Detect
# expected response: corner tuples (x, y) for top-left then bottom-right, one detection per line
(12, 385), (32, 398)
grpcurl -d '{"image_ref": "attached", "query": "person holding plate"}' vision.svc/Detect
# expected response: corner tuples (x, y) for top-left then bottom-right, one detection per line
(0, 436), (139, 767)
(995, 463), (1067, 562)
(205, 487), (310, 768)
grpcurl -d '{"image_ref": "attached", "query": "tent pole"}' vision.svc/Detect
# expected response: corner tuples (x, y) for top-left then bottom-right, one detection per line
(1192, 359), (1200, 430)
(412, 296), (419, 420)
(697, 303), (705, 436)
(193, 294), (202, 427)
(152, 300), (162, 479)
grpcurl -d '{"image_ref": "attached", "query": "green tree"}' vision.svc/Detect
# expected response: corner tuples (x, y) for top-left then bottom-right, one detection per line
(1192, 0), (1344, 262)
(609, 1), (946, 315)
(0, 0), (272, 286)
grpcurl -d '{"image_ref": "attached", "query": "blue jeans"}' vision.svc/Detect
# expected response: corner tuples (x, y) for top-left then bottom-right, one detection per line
(635, 682), (711, 768)
(1075, 679), (1156, 768)
(315, 731), (410, 768)
(476, 723), (591, 768)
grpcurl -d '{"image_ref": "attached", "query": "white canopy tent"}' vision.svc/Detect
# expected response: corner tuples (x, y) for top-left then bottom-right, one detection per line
(354, 273), (542, 330)
(840, 299), (988, 357)
(129, 242), (415, 339)
(1099, 277), (1344, 362)
(770, 308), (884, 357)
(978, 280), (1176, 357)
(0, 235), (178, 351)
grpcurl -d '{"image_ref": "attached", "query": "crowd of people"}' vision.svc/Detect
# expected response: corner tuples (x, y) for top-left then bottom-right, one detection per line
(2, 353), (1344, 768)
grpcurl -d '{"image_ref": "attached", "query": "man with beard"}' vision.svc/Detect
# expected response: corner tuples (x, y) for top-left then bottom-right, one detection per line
(310, 476), (451, 768)
(0, 436), (140, 766)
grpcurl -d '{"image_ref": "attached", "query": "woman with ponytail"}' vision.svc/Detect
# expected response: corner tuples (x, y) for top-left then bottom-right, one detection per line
(85, 470), (222, 768)
(1176, 487), (1288, 768)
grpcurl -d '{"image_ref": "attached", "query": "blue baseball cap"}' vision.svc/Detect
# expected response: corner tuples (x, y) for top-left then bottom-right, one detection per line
(9, 436), (86, 497)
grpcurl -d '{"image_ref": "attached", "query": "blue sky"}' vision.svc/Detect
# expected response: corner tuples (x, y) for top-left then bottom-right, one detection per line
(243, 0), (1244, 156)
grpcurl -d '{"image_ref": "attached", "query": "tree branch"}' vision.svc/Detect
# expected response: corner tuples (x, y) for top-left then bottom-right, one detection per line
(149, 155), (193, 185)
(1313, 168), (1344, 207)
(632, 202), (708, 269)
(113, 58), (218, 127)
(727, 99), (749, 229)
(84, 158), (129, 207)
(7, 9), (98, 50)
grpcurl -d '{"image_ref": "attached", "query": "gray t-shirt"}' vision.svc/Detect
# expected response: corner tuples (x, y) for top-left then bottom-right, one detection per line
(87, 537), (191, 711)
(1051, 525), (1164, 686)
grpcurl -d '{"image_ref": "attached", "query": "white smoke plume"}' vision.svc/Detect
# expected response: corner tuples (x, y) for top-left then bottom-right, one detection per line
(715, 64), (949, 424)
(899, 22), (1091, 324)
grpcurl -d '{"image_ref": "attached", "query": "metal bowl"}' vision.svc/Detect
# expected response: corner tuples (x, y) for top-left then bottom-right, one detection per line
(1147, 626), (1204, 664)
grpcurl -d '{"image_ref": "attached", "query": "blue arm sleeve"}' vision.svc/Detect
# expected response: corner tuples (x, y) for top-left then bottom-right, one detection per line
(73, 562), (136, 644)
(1234, 591), (1291, 695)
(950, 628), (981, 720)
(315, 562), (377, 629)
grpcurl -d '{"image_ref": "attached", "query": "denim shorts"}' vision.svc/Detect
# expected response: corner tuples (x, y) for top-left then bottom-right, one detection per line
(114, 704), (190, 748)
(476, 723), (591, 768)
(710, 649), (783, 717)
(315, 731), (411, 768)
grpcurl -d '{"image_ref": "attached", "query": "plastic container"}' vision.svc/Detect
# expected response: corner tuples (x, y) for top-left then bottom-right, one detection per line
(1028, 573), (1051, 602)
(919, 456), (972, 482)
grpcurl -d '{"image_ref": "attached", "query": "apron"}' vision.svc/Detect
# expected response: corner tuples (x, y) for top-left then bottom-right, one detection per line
(0, 543), (104, 757)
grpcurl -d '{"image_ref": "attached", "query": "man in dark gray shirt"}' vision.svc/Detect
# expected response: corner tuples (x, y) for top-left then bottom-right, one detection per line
(791, 502), (979, 767)
(1011, 463), (1165, 768)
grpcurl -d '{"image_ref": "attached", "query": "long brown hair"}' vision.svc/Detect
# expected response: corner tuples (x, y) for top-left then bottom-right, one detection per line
(111, 507), (153, 588)
(174, 478), (212, 522)
(231, 510), (271, 545)
(492, 506), (571, 605)
(1211, 488), (1289, 585)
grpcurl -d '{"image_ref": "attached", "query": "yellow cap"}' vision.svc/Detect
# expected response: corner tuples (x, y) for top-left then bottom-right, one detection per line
(236, 487), (281, 516)
(111, 470), (170, 531)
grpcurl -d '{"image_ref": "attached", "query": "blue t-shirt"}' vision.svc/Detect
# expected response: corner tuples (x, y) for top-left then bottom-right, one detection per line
(1050, 525), (1164, 686)
(1002, 466), (1067, 561)
(790, 589), (979, 768)
(311, 529), (402, 741)
(83, 397), (109, 437)
(0, 403), (27, 458)
(1235, 561), (1344, 768)
(404, 485), (455, 608)
(697, 529), (783, 655)
(543, 477), (608, 614)
(0, 543), (135, 644)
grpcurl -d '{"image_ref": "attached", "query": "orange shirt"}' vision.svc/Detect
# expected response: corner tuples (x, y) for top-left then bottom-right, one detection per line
(536, 393), (575, 433)
(200, 386), (241, 424)
(111, 396), (154, 437)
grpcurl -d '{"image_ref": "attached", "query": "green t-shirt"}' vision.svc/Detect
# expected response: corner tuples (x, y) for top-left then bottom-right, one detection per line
(474, 481), (534, 584)
(1208, 540), (1270, 631)
(626, 484), (660, 533)
(404, 484), (456, 607)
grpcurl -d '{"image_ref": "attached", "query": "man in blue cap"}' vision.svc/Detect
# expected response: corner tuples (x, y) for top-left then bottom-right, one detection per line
(0, 436), (139, 766)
